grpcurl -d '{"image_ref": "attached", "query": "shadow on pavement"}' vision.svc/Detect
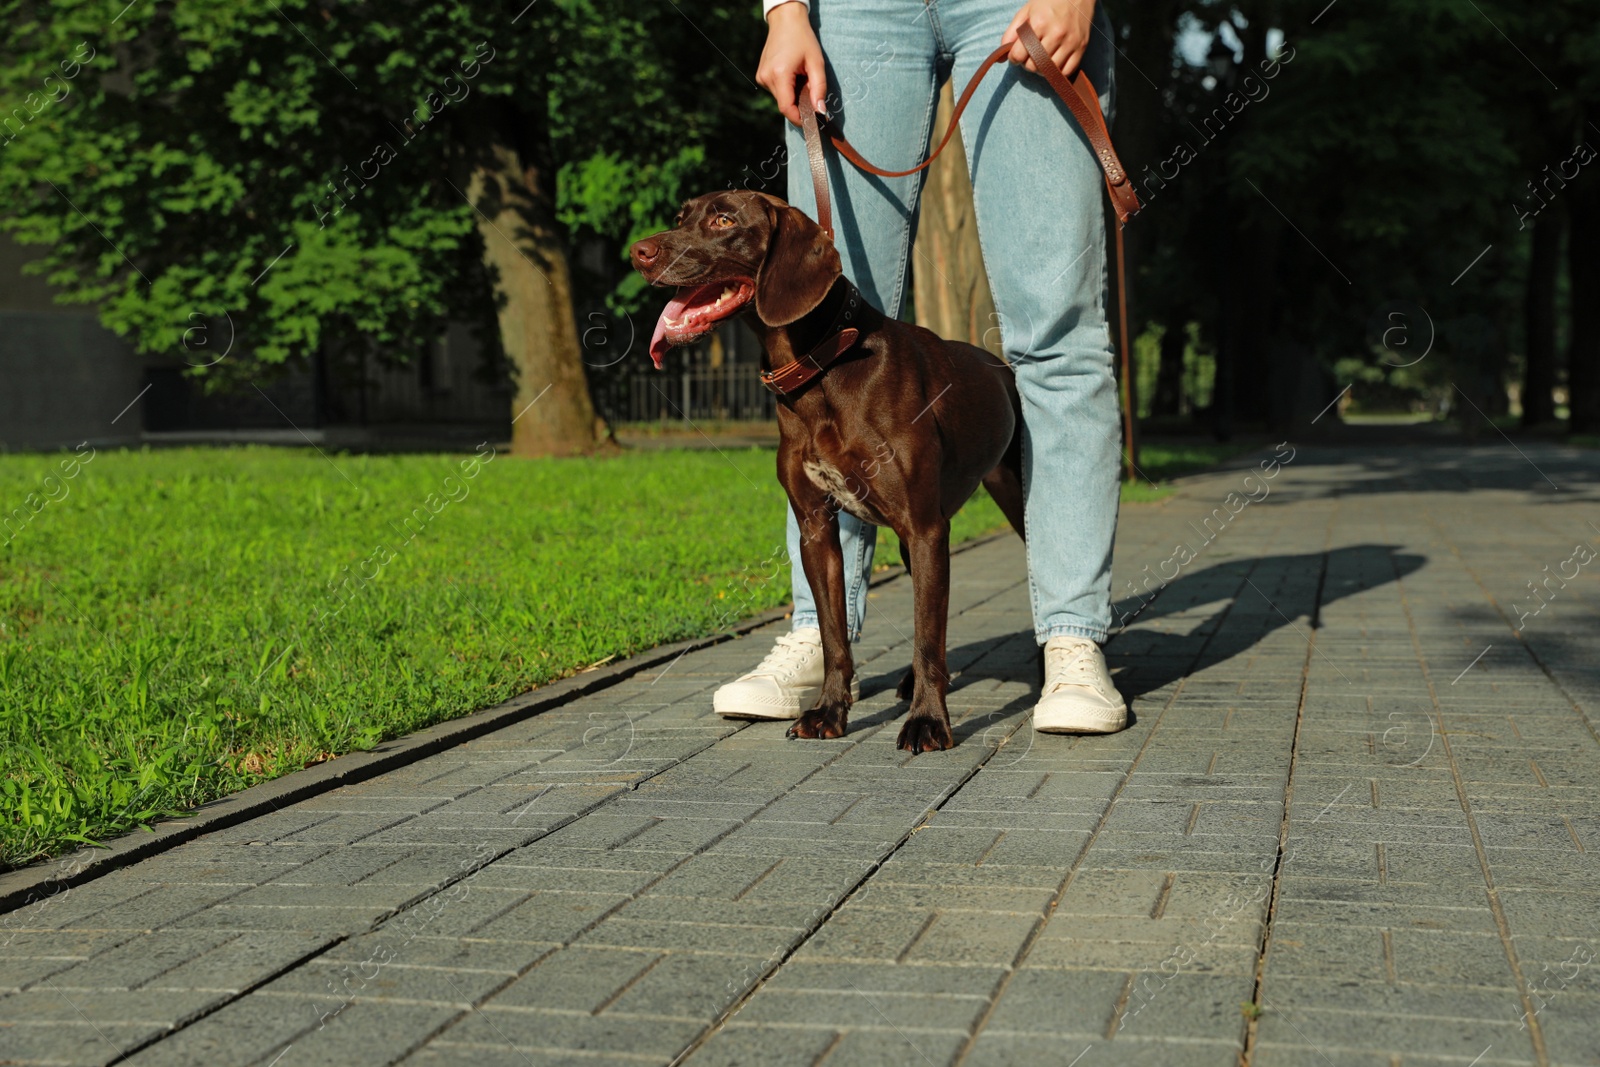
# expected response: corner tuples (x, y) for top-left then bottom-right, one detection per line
(1106, 544), (1426, 700)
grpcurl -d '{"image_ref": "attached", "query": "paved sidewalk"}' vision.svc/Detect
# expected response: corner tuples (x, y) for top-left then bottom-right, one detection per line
(3, 442), (1599, 1067)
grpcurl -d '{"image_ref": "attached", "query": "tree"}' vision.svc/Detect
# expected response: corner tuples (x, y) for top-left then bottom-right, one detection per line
(911, 83), (1000, 356)
(0, 0), (769, 456)
(1570, 109), (1600, 433)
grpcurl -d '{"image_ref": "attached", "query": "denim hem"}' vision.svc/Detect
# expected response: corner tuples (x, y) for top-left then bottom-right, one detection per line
(789, 616), (863, 643)
(1037, 623), (1108, 646)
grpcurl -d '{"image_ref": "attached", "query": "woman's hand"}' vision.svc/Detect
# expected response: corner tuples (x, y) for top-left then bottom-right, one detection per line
(1001, 0), (1094, 78)
(757, 1), (827, 126)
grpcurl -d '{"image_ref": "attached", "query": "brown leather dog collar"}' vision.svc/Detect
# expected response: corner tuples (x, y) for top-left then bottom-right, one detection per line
(761, 327), (861, 397)
(760, 279), (867, 397)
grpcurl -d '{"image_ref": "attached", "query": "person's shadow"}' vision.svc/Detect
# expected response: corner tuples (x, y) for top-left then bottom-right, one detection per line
(854, 544), (1425, 733)
(1102, 544), (1426, 704)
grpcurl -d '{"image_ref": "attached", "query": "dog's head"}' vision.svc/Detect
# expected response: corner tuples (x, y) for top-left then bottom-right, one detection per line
(629, 191), (840, 368)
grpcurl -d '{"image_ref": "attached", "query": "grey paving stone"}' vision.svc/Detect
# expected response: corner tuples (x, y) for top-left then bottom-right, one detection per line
(1110, 972), (1251, 1045)
(48, 883), (245, 932)
(610, 896), (821, 930)
(757, 960), (1006, 999)
(600, 950), (768, 1023)
(35, 929), (240, 992)
(461, 891), (630, 944)
(846, 881), (1054, 915)
(1251, 1003), (1530, 1064)
(1025, 931), (1261, 976)
(265, 997), (462, 1066)
(788, 906), (936, 964)
(179, 902), (397, 934)
(11, 446), (1600, 1067)
(964, 1033), (1239, 1067)
(0, 1020), (168, 1067)
(580, 918), (805, 957)
(979, 968), (1127, 1037)
(1268, 895), (1500, 935)
(262, 952), (512, 1007)
(676, 1026), (840, 1067)
(1539, 992), (1600, 1067)
(117, 992), (322, 1066)
(1497, 889), (1600, 941)
(431, 1007), (703, 1059)
(869, 859), (1062, 890)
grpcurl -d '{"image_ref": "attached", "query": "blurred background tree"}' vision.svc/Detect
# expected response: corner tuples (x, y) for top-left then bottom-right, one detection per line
(0, 0), (766, 455)
(2, 0), (1596, 449)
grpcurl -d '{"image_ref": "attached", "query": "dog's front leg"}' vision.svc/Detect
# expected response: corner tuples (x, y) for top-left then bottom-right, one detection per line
(897, 520), (953, 754)
(788, 499), (853, 740)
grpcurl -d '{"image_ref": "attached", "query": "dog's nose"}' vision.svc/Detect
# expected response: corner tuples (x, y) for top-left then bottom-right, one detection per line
(630, 237), (661, 270)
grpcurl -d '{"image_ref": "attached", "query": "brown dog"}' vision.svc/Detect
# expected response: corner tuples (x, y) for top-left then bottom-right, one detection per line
(631, 190), (1025, 753)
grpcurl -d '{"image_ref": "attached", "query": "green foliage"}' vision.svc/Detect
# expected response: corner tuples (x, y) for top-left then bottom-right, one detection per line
(1122, 0), (1600, 422)
(0, 0), (773, 384)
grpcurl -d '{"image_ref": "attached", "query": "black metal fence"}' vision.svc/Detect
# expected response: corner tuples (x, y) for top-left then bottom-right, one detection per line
(596, 363), (776, 423)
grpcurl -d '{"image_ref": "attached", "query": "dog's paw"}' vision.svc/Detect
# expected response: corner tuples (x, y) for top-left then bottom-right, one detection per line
(896, 669), (915, 701)
(897, 715), (953, 755)
(787, 706), (848, 740)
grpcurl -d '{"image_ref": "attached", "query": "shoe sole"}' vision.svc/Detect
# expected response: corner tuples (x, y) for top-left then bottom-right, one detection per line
(715, 680), (860, 721)
(1033, 708), (1128, 734)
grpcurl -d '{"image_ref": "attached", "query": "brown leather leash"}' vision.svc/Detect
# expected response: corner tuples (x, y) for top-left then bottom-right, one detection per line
(801, 22), (1140, 239)
(770, 23), (1141, 408)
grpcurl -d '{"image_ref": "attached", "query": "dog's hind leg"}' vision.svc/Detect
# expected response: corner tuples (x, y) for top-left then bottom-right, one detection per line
(896, 534), (916, 701)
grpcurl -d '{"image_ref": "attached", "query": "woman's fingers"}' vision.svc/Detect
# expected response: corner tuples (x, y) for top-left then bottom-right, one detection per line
(803, 46), (829, 117)
(1001, 3), (1090, 76)
(763, 65), (801, 125)
(1000, 10), (1031, 66)
(758, 2), (828, 127)
(1054, 40), (1087, 78)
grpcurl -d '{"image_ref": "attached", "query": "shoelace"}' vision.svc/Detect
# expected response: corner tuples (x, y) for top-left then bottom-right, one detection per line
(749, 631), (818, 680)
(1044, 641), (1102, 693)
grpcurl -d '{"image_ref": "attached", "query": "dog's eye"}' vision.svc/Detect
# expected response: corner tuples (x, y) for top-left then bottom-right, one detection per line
(712, 213), (735, 228)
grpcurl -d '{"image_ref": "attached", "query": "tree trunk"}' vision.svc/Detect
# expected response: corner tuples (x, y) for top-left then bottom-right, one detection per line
(1567, 125), (1600, 433)
(912, 83), (1000, 356)
(1151, 314), (1186, 417)
(1522, 206), (1562, 426)
(464, 106), (606, 456)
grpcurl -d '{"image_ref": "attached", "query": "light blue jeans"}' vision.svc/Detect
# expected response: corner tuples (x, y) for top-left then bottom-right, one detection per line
(784, 0), (1122, 646)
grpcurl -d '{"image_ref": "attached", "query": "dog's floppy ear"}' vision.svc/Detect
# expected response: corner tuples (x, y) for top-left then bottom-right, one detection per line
(754, 204), (841, 327)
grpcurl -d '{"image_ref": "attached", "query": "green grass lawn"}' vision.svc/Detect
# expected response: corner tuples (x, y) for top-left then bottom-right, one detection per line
(0, 438), (1247, 867)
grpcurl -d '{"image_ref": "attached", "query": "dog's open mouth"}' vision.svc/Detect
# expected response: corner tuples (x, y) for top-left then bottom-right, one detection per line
(648, 279), (755, 368)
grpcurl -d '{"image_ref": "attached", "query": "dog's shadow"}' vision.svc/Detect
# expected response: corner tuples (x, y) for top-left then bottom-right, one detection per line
(853, 545), (1425, 724)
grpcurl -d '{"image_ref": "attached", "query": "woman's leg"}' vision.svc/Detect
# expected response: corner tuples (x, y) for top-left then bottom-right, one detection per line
(937, 0), (1122, 644)
(781, 0), (941, 641)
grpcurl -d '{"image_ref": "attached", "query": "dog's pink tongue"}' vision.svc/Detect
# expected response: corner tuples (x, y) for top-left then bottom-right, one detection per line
(649, 293), (691, 369)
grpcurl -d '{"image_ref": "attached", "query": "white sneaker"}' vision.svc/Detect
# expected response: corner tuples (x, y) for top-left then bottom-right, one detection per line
(713, 627), (858, 720)
(1032, 636), (1127, 734)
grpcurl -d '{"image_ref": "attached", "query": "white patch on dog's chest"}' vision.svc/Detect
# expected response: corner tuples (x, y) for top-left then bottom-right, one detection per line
(803, 458), (873, 519)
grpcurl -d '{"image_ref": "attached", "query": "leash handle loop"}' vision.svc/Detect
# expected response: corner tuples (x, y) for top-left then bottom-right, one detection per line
(800, 99), (832, 241)
(798, 21), (1140, 227)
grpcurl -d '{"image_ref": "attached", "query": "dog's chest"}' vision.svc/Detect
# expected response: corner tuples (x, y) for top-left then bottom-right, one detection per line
(803, 457), (879, 523)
